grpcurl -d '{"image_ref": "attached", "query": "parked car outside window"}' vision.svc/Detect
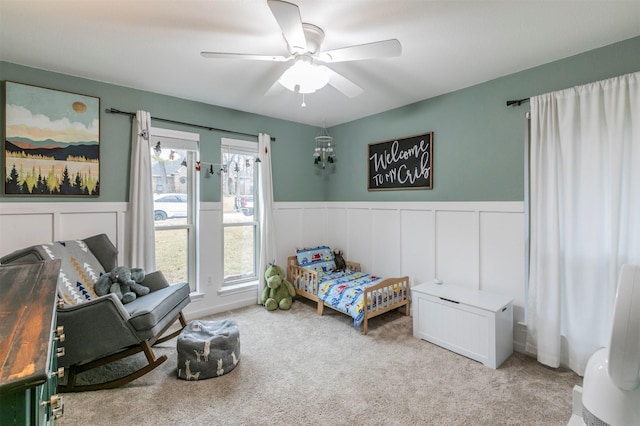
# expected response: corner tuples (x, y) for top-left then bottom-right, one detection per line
(234, 194), (254, 216)
(153, 193), (188, 220)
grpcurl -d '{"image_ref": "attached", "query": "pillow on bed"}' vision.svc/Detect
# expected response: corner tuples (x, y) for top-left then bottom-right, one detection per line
(296, 246), (336, 273)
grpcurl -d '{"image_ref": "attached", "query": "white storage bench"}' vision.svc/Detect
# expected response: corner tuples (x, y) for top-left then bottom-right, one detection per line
(412, 282), (513, 369)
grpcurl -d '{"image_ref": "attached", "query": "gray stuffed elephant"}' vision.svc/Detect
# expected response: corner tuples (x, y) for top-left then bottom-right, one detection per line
(95, 266), (149, 304)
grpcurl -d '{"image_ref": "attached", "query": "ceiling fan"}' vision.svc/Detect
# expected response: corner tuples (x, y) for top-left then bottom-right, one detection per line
(200, 0), (402, 99)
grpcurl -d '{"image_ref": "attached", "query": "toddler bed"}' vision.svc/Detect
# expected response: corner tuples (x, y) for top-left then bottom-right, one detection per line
(287, 246), (410, 335)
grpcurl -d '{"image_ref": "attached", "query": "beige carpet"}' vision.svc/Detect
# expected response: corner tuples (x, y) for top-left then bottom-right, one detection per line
(57, 299), (581, 425)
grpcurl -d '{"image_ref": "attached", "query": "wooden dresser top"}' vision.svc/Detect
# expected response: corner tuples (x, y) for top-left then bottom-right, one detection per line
(0, 260), (60, 395)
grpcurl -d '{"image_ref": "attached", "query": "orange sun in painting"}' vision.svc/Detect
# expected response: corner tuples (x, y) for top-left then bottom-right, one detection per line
(72, 101), (87, 113)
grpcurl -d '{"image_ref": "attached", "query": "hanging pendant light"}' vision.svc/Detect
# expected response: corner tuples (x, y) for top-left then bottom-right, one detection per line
(314, 124), (335, 170)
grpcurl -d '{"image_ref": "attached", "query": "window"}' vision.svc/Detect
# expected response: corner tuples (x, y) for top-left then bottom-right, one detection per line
(150, 127), (199, 292)
(222, 138), (259, 285)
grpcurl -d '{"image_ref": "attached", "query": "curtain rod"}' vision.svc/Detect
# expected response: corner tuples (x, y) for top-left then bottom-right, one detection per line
(506, 98), (530, 107)
(105, 108), (276, 142)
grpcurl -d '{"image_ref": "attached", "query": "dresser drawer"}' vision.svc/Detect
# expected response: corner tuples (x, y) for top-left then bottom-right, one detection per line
(0, 260), (63, 425)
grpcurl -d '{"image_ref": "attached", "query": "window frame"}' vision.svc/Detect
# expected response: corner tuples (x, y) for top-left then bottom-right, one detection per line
(150, 126), (199, 292)
(221, 137), (259, 287)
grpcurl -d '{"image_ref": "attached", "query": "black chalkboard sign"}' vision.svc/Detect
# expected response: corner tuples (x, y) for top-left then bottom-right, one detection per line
(368, 132), (433, 191)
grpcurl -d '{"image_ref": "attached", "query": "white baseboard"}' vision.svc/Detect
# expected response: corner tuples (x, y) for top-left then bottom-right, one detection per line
(567, 386), (583, 425)
(184, 298), (256, 320)
(573, 386), (583, 415)
(513, 321), (530, 355)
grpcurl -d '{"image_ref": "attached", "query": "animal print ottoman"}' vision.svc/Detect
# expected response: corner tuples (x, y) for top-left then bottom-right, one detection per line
(177, 319), (240, 380)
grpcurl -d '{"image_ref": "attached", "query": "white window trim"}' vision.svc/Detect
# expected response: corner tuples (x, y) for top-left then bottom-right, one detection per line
(221, 137), (259, 286)
(152, 127), (200, 143)
(221, 137), (257, 152)
(150, 126), (200, 292)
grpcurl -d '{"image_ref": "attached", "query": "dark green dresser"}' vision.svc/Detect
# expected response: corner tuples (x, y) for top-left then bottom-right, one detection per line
(0, 260), (64, 425)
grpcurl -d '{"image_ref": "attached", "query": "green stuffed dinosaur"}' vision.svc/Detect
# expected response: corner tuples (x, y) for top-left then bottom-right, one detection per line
(261, 263), (295, 311)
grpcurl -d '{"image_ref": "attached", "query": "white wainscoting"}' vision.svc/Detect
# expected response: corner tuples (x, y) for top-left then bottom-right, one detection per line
(0, 201), (252, 320)
(0, 202), (127, 264)
(274, 201), (526, 348)
(0, 200), (527, 349)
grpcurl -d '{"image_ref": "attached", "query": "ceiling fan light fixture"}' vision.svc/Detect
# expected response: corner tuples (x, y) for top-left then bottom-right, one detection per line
(279, 59), (329, 94)
(202, 1), (400, 100)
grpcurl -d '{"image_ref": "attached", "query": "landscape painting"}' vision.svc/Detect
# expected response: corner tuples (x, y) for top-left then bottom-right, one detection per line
(3, 81), (100, 196)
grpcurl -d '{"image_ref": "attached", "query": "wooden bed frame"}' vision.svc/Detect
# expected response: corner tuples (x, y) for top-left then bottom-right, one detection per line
(287, 256), (410, 335)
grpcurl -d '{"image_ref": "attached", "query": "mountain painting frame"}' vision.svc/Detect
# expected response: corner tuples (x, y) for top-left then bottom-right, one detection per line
(3, 81), (100, 196)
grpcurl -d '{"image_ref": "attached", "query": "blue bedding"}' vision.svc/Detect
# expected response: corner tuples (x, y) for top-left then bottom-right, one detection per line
(316, 270), (385, 327)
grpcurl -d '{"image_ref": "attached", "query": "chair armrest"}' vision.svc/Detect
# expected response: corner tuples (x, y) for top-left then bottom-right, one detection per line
(142, 270), (171, 292)
(0, 245), (47, 264)
(56, 293), (139, 367)
(58, 293), (130, 320)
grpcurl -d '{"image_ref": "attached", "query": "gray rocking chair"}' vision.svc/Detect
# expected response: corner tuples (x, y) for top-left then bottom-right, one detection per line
(0, 234), (191, 392)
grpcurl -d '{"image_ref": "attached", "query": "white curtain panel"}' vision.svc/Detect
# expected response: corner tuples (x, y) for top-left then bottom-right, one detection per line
(526, 72), (640, 375)
(127, 110), (156, 272)
(257, 133), (276, 303)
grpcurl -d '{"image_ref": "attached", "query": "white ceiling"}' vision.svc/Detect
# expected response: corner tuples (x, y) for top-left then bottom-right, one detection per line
(1, 1), (639, 127)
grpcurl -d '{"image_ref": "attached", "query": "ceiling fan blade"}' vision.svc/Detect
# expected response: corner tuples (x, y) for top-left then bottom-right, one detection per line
(267, 0), (307, 53)
(326, 67), (363, 98)
(200, 52), (290, 62)
(320, 39), (402, 63)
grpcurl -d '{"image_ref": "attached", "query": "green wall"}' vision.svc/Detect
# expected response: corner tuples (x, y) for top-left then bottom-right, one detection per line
(327, 36), (640, 201)
(0, 62), (320, 202)
(2, 36), (639, 203)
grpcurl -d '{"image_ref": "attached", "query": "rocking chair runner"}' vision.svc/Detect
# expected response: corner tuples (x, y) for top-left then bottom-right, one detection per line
(0, 234), (191, 392)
